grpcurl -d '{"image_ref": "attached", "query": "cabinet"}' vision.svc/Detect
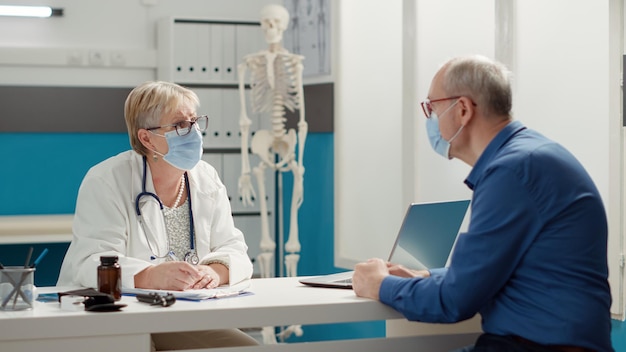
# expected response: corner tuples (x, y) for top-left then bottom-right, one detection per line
(158, 18), (265, 85)
(158, 18), (273, 277)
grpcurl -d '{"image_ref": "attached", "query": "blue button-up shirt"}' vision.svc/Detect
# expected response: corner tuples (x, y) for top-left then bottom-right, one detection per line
(380, 121), (613, 351)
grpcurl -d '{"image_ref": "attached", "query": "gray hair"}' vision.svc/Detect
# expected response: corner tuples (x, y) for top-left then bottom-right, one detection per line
(441, 55), (512, 118)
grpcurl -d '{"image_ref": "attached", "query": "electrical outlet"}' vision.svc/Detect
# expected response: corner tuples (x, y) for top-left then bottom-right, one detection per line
(66, 50), (84, 66)
(110, 51), (126, 67)
(88, 50), (105, 66)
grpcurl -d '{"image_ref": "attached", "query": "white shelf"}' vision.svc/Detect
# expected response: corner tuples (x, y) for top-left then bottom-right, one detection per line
(0, 214), (73, 244)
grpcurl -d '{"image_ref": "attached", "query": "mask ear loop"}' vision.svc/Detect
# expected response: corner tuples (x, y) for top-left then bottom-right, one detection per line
(139, 128), (161, 163)
(447, 97), (473, 145)
(145, 129), (166, 162)
(448, 125), (464, 144)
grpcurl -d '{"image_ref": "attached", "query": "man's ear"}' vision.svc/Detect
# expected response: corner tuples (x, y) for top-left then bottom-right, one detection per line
(458, 97), (475, 125)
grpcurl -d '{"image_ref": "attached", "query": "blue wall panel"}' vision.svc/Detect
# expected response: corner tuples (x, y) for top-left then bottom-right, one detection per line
(0, 243), (70, 286)
(0, 132), (130, 215)
(613, 319), (626, 351)
(280, 133), (341, 276)
(0, 133), (129, 286)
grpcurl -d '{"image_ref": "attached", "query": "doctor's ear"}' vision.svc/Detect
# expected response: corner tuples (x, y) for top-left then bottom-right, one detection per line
(137, 129), (154, 149)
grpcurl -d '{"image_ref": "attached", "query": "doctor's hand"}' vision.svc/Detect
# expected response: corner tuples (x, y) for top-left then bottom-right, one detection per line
(352, 258), (390, 301)
(192, 263), (229, 289)
(134, 261), (204, 291)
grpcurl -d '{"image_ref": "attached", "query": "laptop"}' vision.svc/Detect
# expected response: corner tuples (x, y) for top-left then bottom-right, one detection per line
(299, 199), (471, 289)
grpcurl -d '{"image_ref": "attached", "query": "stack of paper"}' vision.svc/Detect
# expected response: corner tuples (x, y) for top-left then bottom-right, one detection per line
(123, 279), (251, 301)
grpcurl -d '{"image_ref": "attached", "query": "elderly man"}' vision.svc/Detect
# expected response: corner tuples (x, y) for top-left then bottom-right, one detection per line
(352, 55), (613, 352)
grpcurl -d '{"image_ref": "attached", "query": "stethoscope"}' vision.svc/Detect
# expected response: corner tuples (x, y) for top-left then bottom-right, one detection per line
(135, 156), (199, 264)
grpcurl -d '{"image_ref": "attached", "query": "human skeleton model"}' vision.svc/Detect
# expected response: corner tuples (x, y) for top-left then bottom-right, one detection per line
(237, 4), (306, 343)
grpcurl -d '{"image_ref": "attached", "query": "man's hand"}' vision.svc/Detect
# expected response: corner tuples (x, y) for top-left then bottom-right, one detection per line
(387, 263), (430, 279)
(352, 258), (390, 300)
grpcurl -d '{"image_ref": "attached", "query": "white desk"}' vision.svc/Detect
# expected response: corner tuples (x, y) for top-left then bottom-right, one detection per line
(0, 277), (479, 352)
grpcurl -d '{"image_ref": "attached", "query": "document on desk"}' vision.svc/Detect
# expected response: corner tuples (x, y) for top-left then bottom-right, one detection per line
(123, 279), (251, 301)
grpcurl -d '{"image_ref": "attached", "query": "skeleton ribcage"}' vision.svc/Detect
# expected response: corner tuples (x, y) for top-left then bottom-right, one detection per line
(248, 53), (302, 115)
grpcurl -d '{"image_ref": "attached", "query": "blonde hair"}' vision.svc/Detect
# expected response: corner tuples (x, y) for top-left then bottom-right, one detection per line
(124, 81), (200, 156)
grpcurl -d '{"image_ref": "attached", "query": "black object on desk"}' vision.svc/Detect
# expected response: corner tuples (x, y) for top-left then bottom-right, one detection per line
(58, 288), (127, 312)
(136, 292), (176, 307)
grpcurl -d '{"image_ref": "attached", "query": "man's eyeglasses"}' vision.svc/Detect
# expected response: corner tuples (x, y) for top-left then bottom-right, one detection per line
(146, 115), (209, 136)
(420, 96), (461, 119)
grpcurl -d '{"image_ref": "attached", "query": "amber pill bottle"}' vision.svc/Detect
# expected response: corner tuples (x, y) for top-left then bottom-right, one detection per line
(98, 256), (121, 301)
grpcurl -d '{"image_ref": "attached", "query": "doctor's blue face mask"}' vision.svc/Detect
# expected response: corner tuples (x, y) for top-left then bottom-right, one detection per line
(425, 100), (463, 159)
(151, 127), (203, 171)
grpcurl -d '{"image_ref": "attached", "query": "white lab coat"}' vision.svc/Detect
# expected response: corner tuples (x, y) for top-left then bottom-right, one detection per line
(57, 150), (253, 289)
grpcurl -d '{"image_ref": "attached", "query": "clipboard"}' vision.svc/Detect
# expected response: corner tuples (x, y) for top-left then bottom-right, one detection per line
(123, 279), (251, 301)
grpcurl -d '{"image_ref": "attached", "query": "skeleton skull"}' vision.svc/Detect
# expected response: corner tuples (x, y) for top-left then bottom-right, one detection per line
(260, 4), (289, 44)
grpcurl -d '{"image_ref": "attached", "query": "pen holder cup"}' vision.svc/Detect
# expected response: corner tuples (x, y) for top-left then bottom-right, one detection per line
(0, 267), (37, 311)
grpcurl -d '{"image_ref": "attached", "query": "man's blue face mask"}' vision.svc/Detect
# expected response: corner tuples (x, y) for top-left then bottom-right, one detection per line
(425, 100), (463, 159)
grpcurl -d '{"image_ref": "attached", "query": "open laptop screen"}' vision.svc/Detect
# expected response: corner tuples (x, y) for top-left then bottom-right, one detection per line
(388, 199), (470, 270)
(298, 200), (470, 289)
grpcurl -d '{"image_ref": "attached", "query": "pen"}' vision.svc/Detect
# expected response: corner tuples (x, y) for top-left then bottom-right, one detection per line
(30, 248), (49, 268)
(23, 247), (34, 269)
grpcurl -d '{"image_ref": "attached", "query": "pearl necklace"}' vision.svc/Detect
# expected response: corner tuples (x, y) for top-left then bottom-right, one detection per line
(165, 175), (185, 213)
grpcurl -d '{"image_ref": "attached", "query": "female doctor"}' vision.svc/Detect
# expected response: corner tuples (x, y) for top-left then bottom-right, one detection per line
(57, 81), (258, 349)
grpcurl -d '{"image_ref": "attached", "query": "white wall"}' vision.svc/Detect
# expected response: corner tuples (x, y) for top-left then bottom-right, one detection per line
(0, 0), (276, 86)
(413, 0), (494, 202)
(334, 0), (493, 268)
(334, 0), (405, 267)
(611, 0), (623, 318)
(334, 0), (624, 317)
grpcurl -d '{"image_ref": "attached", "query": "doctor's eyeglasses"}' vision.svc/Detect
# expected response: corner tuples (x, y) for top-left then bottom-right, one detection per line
(146, 115), (209, 136)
